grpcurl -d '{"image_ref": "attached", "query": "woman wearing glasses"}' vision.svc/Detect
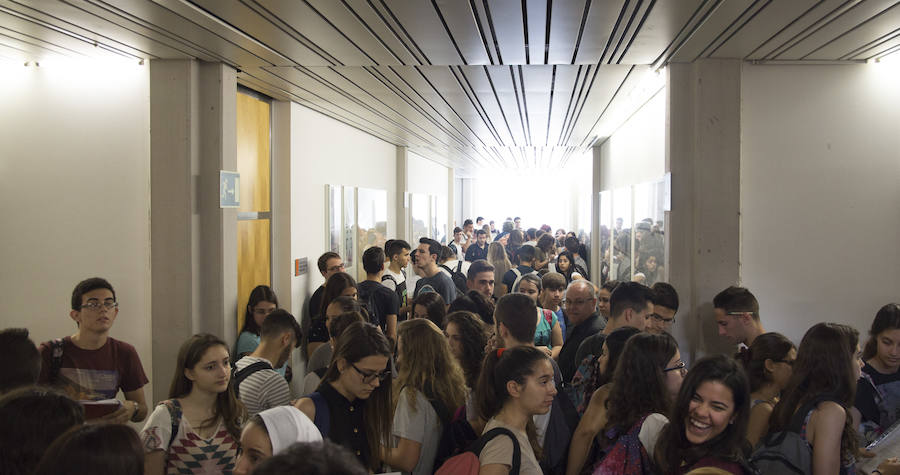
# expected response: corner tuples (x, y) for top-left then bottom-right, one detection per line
(384, 319), (466, 474)
(294, 322), (392, 473)
(592, 332), (685, 474)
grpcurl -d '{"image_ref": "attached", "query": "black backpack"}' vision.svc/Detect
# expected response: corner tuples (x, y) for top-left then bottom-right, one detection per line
(232, 360), (273, 399)
(440, 262), (468, 296)
(749, 394), (840, 474)
(429, 397), (479, 472)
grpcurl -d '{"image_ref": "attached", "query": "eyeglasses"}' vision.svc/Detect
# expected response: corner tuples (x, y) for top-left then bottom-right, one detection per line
(326, 264), (345, 273)
(350, 362), (391, 384)
(726, 311), (757, 317)
(79, 301), (118, 311)
(650, 313), (675, 324)
(562, 298), (595, 307)
(663, 361), (687, 374)
(253, 307), (276, 316)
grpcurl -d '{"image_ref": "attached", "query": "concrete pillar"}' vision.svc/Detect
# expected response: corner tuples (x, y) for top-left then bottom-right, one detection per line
(396, 146), (409, 242)
(149, 59), (238, 402)
(271, 101), (292, 313)
(447, 167), (455, 233)
(667, 59), (742, 362)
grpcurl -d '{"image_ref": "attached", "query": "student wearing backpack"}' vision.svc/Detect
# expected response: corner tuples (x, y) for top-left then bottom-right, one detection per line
(592, 332), (685, 474)
(737, 332), (795, 447)
(515, 273), (563, 360)
(502, 245), (538, 295)
(357, 246), (399, 343)
(654, 355), (751, 475)
(761, 323), (898, 475)
(141, 334), (246, 475)
(294, 322), (392, 473)
(233, 309), (302, 416)
(476, 345), (556, 475)
(566, 327), (641, 475)
(441, 245), (472, 296)
(384, 319), (467, 474)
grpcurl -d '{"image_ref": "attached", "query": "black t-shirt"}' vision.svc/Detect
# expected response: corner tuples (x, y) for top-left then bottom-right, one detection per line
(502, 265), (535, 292)
(307, 286), (328, 343)
(856, 362), (900, 430)
(357, 280), (399, 331)
(464, 243), (488, 262)
(558, 314), (605, 383)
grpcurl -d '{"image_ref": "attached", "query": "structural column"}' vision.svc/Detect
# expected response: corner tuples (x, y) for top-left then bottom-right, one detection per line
(667, 59), (742, 361)
(149, 59), (238, 402)
(396, 146), (410, 242)
(591, 146), (603, 280)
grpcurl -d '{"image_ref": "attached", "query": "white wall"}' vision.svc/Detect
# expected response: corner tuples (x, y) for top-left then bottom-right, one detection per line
(407, 151), (449, 196)
(741, 63), (900, 343)
(288, 103), (399, 318)
(0, 62), (153, 396)
(599, 90), (666, 191)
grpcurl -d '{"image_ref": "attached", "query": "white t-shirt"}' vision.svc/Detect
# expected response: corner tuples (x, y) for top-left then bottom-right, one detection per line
(391, 388), (442, 475)
(439, 259), (471, 279)
(382, 268), (406, 291)
(479, 418), (542, 475)
(638, 412), (669, 459)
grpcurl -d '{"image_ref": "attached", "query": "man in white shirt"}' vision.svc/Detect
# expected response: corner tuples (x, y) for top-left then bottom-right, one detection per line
(234, 309), (301, 416)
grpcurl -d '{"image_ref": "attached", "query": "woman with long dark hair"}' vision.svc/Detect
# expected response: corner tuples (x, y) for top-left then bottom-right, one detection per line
(488, 242), (512, 299)
(476, 346), (556, 475)
(768, 323), (860, 475)
(384, 319), (467, 474)
(554, 250), (585, 285)
(294, 322), (392, 473)
(141, 334), (246, 474)
(738, 332), (795, 447)
(235, 285), (278, 359)
(654, 355), (751, 474)
(856, 303), (900, 444)
(445, 311), (489, 391)
(593, 332), (684, 474)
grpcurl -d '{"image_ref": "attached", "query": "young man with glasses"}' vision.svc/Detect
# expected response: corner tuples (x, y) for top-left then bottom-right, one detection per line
(38, 277), (148, 423)
(647, 282), (679, 335)
(713, 286), (765, 348)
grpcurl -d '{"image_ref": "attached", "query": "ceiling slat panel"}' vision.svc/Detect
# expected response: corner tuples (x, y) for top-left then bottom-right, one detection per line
(546, 0), (585, 64)
(187, 0), (363, 65)
(433, 0), (492, 65)
(749, 0), (881, 60)
(792, 1), (900, 60)
(573, 0), (625, 64)
(710, 0), (819, 59)
(485, 0), (526, 64)
(565, 65), (631, 146)
(846, 29), (900, 58)
(618, 0), (705, 64)
(521, 65), (553, 145)
(462, 66), (519, 145)
(382, 1), (464, 64)
(485, 66), (528, 145)
(524, 0), (547, 63)
(417, 66), (503, 147)
(294, 0), (408, 65)
(669, 0), (757, 62)
(339, 0), (423, 65)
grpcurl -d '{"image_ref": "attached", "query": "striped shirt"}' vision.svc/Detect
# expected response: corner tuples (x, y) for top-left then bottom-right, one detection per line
(234, 356), (291, 416)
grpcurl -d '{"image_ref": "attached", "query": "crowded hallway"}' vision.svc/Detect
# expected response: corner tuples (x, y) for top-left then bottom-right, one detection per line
(3, 1), (900, 474)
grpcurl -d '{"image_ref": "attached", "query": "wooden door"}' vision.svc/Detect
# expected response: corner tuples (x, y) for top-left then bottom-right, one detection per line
(236, 90), (271, 331)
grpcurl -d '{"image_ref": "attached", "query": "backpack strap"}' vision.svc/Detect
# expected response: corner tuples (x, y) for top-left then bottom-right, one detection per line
(471, 427), (521, 474)
(542, 308), (553, 325)
(439, 264), (453, 274)
(49, 338), (65, 382)
(232, 360), (274, 399)
(162, 399), (183, 450)
(307, 391), (331, 438)
(456, 261), (463, 273)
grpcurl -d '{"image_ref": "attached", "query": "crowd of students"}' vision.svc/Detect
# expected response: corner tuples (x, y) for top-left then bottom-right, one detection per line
(1, 216), (899, 475)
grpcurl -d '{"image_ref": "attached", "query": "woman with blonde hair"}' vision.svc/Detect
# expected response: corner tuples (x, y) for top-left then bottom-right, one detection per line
(385, 319), (467, 474)
(488, 241), (512, 299)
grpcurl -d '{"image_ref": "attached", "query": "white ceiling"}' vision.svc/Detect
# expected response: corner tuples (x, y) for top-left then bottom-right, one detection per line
(3, 0), (899, 174)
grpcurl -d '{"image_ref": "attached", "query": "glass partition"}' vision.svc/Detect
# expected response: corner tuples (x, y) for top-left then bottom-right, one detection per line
(410, 193), (429, 245)
(343, 186), (356, 273)
(611, 186), (633, 282)
(357, 187), (388, 281)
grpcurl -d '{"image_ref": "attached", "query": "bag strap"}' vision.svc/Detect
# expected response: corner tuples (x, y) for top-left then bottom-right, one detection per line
(232, 360), (274, 399)
(456, 261), (463, 273)
(471, 427), (521, 474)
(308, 391), (331, 437)
(163, 399), (182, 450)
(49, 338), (65, 382)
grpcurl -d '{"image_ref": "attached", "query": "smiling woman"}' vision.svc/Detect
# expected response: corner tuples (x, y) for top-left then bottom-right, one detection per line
(654, 355), (751, 475)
